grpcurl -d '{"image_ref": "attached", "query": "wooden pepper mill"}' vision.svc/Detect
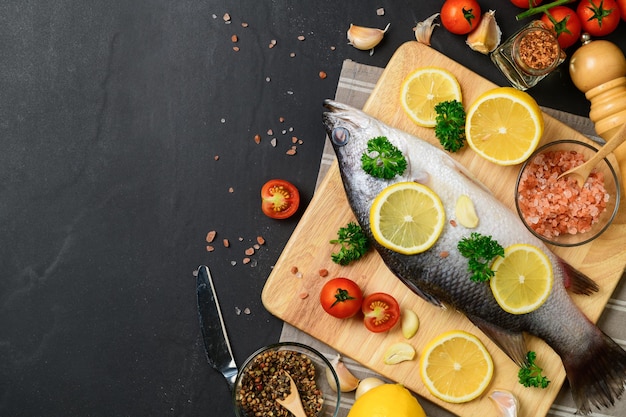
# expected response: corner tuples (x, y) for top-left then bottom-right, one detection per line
(569, 34), (626, 181)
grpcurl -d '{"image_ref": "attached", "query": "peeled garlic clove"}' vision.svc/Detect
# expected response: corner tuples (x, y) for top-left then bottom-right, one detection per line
(355, 377), (386, 400)
(325, 354), (360, 392)
(466, 10), (501, 54)
(383, 342), (416, 365)
(455, 194), (479, 228)
(414, 13), (440, 46)
(347, 23), (390, 55)
(401, 308), (419, 339)
(489, 390), (519, 417)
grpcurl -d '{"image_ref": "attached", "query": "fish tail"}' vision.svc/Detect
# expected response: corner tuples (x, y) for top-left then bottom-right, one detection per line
(564, 329), (626, 414)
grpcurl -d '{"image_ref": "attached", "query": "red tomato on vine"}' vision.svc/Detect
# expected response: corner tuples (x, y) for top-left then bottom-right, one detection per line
(541, 6), (582, 49)
(577, 0), (621, 37)
(616, 0), (626, 21)
(440, 0), (482, 35)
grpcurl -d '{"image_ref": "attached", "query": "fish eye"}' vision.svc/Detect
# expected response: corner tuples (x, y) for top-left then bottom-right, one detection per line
(331, 127), (350, 147)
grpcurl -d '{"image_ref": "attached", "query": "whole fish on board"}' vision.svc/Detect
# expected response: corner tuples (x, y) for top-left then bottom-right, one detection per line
(322, 99), (626, 415)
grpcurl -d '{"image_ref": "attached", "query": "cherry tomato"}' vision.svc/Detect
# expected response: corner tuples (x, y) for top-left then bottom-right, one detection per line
(577, 0), (621, 37)
(616, 0), (626, 20)
(361, 292), (400, 333)
(320, 278), (363, 319)
(510, 0), (543, 8)
(260, 179), (300, 219)
(440, 0), (482, 35)
(541, 6), (582, 49)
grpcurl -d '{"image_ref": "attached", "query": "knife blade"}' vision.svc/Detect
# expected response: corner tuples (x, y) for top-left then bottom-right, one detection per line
(196, 265), (238, 390)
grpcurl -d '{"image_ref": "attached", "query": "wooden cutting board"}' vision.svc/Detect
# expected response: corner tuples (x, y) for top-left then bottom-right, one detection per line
(262, 42), (626, 417)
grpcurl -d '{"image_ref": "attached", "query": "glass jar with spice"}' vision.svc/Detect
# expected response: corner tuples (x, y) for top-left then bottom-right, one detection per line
(491, 20), (566, 90)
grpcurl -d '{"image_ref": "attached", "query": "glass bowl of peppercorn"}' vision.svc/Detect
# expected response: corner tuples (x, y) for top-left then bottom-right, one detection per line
(233, 342), (341, 417)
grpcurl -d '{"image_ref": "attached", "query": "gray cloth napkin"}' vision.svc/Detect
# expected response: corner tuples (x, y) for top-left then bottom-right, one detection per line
(279, 59), (626, 417)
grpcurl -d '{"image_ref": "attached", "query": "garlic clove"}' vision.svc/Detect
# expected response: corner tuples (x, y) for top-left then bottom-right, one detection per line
(489, 390), (519, 417)
(414, 13), (440, 46)
(383, 342), (416, 365)
(455, 194), (479, 228)
(347, 23), (390, 56)
(325, 354), (360, 392)
(466, 10), (501, 54)
(355, 377), (386, 400)
(401, 308), (420, 339)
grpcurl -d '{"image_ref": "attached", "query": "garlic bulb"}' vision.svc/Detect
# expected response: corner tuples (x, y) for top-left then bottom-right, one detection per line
(347, 23), (390, 56)
(325, 354), (360, 392)
(489, 390), (519, 417)
(466, 10), (501, 54)
(414, 13), (440, 46)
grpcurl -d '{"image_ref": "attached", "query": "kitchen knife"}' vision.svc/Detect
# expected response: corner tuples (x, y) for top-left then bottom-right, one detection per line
(196, 265), (238, 390)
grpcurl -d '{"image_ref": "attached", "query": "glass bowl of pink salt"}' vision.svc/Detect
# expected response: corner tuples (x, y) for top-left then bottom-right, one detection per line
(515, 139), (621, 247)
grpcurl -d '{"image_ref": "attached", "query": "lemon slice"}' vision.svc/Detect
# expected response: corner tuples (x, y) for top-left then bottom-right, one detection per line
(370, 182), (446, 255)
(400, 67), (462, 127)
(465, 86), (544, 165)
(490, 243), (553, 314)
(419, 330), (494, 404)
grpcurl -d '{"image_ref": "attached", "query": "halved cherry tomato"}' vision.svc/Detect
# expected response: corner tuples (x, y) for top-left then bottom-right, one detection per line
(577, 0), (621, 37)
(510, 0), (543, 8)
(320, 278), (363, 319)
(261, 179), (300, 219)
(361, 292), (400, 333)
(541, 6), (582, 49)
(440, 0), (481, 35)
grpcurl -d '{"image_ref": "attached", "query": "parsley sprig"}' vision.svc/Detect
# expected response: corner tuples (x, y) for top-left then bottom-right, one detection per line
(330, 222), (370, 265)
(518, 351), (551, 389)
(361, 136), (407, 179)
(434, 100), (466, 153)
(457, 232), (504, 282)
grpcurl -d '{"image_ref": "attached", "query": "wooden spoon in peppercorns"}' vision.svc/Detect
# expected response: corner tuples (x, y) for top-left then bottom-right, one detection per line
(275, 371), (307, 417)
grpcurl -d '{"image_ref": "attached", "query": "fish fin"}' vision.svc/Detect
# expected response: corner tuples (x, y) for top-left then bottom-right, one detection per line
(467, 315), (527, 367)
(444, 156), (492, 195)
(563, 329), (626, 415)
(559, 260), (599, 296)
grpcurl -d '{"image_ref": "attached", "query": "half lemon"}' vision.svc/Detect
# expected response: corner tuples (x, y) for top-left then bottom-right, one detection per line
(370, 182), (446, 255)
(400, 67), (462, 127)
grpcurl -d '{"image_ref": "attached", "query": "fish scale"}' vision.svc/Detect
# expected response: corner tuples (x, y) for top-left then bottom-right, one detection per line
(323, 99), (626, 415)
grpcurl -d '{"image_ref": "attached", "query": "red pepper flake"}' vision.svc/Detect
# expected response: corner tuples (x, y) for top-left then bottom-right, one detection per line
(318, 71), (327, 79)
(291, 136), (298, 144)
(256, 236), (265, 245)
(279, 117), (285, 123)
(214, 155), (220, 161)
(206, 230), (217, 243)
(206, 245), (215, 252)
(439, 251), (450, 258)
(243, 257), (251, 264)
(318, 268), (329, 277)
(228, 187), (234, 193)
(245, 247), (255, 256)
(449, 219), (457, 227)
(223, 13), (231, 22)
(254, 134), (261, 144)
(231, 34), (238, 43)
(286, 147), (297, 156)
(232, 46), (240, 52)
(290, 266), (299, 274)
(223, 239), (230, 248)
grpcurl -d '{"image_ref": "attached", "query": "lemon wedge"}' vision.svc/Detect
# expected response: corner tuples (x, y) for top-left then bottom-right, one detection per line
(465, 86), (544, 165)
(400, 67), (462, 127)
(420, 330), (494, 403)
(370, 182), (446, 255)
(490, 243), (553, 314)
